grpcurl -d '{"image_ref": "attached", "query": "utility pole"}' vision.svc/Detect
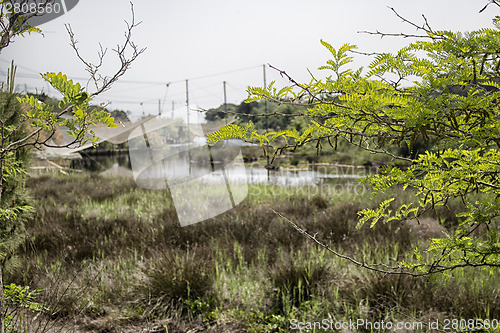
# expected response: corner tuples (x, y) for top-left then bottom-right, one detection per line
(186, 79), (191, 175)
(158, 99), (161, 116)
(171, 101), (175, 119)
(263, 64), (270, 168)
(223, 81), (227, 125)
(186, 80), (190, 130)
(263, 64), (267, 116)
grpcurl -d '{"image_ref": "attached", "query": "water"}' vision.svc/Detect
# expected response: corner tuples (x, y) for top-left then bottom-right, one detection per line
(72, 152), (374, 187)
(245, 164), (370, 186)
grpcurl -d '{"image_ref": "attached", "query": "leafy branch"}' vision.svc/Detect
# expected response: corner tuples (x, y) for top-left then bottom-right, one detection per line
(209, 5), (500, 276)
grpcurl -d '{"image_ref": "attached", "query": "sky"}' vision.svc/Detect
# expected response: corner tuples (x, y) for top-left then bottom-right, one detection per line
(0, 0), (496, 121)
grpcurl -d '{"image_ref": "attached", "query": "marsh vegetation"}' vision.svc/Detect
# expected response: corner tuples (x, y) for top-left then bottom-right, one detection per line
(5, 174), (497, 332)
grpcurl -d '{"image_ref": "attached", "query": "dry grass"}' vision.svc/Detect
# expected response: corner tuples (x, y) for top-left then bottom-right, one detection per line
(4, 173), (497, 332)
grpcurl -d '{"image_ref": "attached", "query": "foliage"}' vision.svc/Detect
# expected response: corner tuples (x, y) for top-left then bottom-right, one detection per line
(0, 2), (142, 331)
(4, 284), (47, 313)
(207, 14), (500, 274)
(108, 109), (131, 123)
(206, 101), (307, 135)
(0, 68), (117, 260)
(18, 72), (116, 148)
(0, 68), (119, 333)
(4, 283), (47, 333)
(0, 84), (32, 267)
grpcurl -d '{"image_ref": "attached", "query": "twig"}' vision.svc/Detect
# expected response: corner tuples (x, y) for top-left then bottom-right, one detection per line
(479, 0), (500, 13)
(358, 7), (445, 40)
(65, 2), (146, 97)
(270, 208), (410, 275)
(270, 208), (500, 276)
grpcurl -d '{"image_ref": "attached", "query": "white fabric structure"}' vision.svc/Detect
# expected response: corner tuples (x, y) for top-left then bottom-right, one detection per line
(37, 116), (234, 159)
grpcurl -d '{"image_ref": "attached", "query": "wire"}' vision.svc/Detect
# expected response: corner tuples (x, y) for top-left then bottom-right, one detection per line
(1, 61), (263, 86)
(0, 59), (40, 75)
(2, 63), (268, 117)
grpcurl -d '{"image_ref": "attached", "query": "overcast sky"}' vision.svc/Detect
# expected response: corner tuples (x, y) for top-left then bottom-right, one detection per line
(0, 0), (495, 121)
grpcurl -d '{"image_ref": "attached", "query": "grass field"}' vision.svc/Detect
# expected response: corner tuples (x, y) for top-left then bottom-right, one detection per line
(6, 173), (499, 332)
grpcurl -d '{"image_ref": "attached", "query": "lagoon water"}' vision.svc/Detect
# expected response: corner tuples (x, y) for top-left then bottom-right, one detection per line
(75, 151), (372, 187)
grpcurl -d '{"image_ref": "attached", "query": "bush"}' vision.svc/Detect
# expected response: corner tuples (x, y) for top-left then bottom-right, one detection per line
(143, 249), (215, 317)
(269, 249), (331, 313)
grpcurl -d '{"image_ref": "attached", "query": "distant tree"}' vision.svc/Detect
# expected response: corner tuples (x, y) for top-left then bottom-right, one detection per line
(208, 5), (500, 275)
(206, 101), (305, 133)
(205, 103), (238, 122)
(109, 109), (131, 123)
(236, 100), (258, 117)
(221, 101), (305, 132)
(0, 1), (144, 332)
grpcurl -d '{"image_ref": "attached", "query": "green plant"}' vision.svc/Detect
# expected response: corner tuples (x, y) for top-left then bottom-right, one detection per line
(143, 250), (215, 318)
(208, 5), (500, 276)
(3, 283), (48, 333)
(270, 248), (330, 313)
(0, 2), (143, 332)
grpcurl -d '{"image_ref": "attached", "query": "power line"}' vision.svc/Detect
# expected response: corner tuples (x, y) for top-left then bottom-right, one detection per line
(2, 62), (270, 118)
(0, 61), (262, 86)
(0, 59), (40, 74)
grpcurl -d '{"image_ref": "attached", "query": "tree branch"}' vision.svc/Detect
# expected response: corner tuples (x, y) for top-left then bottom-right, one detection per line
(271, 208), (500, 276)
(358, 7), (445, 40)
(271, 208), (410, 275)
(0, 0), (51, 53)
(65, 2), (146, 97)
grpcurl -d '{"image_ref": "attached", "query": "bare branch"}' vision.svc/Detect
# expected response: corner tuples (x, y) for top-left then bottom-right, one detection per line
(358, 7), (445, 40)
(271, 208), (416, 275)
(66, 1), (146, 97)
(358, 30), (430, 39)
(3, 128), (43, 152)
(390, 7), (431, 34)
(268, 63), (325, 105)
(271, 208), (500, 276)
(479, 0), (500, 13)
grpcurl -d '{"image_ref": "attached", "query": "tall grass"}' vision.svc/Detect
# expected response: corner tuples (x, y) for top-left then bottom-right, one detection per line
(6, 173), (499, 332)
